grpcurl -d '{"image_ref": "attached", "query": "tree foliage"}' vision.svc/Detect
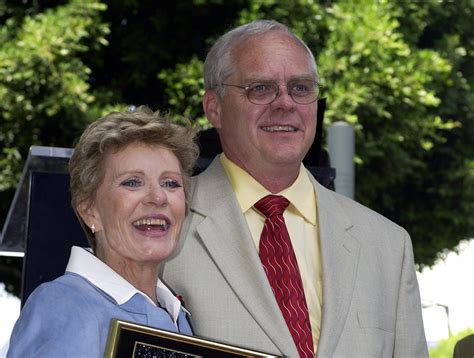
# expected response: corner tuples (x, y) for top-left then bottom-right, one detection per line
(158, 56), (208, 128)
(0, 0), (116, 216)
(321, 1), (470, 266)
(232, 0), (473, 266)
(0, 0), (472, 277)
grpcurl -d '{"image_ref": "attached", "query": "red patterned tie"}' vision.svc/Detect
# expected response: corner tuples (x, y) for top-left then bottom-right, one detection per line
(255, 195), (314, 358)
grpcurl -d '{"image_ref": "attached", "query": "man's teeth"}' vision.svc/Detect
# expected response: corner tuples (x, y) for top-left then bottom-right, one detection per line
(133, 218), (167, 227)
(262, 126), (296, 132)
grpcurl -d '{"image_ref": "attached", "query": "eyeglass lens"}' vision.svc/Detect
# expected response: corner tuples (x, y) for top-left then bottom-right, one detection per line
(246, 80), (319, 105)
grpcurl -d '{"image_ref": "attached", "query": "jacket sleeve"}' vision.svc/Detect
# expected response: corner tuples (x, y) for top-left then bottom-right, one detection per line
(393, 232), (428, 358)
(7, 282), (102, 358)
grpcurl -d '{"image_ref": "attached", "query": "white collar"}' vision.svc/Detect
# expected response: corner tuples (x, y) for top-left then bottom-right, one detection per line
(65, 246), (188, 324)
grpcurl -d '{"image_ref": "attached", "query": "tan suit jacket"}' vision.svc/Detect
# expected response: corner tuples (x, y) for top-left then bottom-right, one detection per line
(161, 158), (428, 357)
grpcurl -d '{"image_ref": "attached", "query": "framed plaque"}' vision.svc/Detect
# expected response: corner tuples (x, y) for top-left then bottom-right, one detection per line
(105, 319), (278, 358)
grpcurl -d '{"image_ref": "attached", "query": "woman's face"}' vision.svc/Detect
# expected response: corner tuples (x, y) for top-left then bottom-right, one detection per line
(82, 142), (185, 273)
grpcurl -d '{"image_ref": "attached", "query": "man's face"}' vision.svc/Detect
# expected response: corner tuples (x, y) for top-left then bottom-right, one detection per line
(208, 31), (317, 177)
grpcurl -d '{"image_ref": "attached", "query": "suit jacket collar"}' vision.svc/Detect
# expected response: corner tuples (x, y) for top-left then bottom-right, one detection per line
(189, 158), (297, 356)
(308, 172), (361, 356)
(188, 159), (360, 356)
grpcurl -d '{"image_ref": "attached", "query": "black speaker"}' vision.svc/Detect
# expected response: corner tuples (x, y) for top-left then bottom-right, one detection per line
(21, 171), (87, 306)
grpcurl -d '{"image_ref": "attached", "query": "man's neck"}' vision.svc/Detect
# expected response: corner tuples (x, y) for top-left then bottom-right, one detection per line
(228, 157), (301, 194)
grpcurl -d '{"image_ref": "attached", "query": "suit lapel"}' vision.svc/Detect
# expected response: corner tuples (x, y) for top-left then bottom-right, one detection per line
(311, 177), (360, 356)
(190, 159), (298, 356)
(188, 161), (359, 356)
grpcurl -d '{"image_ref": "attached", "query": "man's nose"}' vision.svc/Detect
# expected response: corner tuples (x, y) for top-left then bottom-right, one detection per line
(270, 85), (296, 110)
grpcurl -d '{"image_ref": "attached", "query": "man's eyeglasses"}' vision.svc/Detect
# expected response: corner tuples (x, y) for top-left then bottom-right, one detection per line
(218, 80), (322, 105)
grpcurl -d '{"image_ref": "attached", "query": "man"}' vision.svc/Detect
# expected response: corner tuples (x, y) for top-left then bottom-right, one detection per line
(162, 20), (428, 357)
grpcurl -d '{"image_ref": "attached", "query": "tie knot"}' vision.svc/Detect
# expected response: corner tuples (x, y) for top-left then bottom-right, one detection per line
(254, 195), (290, 217)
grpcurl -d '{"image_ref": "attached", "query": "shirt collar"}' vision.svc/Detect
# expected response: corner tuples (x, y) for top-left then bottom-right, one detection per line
(220, 153), (317, 225)
(65, 246), (187, 323)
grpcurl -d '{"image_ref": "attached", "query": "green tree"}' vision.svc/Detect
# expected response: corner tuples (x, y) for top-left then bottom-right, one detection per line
(385, 0), (474, 265)
(0, 0), (107, 209)
(0, 0), (248, 296)
(158, 56), (208, 128)
(0, 0), (117, 295)
(236, 0), (473, 266)
(1, 1), (473, 298)
(88, 0), (248, 110)
(317, 0), (468, 266)
(0, 0), (125, 225)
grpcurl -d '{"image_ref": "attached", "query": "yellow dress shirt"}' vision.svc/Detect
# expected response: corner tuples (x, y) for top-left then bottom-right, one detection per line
(220, 154), (323, 349)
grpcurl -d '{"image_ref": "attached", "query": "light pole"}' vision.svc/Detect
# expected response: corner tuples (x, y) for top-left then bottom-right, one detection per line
(422, 300), (452, 337)
(327, 122), (355, 199)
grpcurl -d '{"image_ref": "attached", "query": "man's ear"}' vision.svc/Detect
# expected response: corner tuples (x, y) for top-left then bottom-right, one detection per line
(203, 89), (222, 129)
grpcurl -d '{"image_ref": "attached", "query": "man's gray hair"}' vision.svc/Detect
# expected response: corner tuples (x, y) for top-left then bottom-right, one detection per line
(204, 19), (318, 98)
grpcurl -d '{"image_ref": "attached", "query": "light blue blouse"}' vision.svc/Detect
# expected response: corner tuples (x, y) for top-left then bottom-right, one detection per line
(7, 248), (192, 357)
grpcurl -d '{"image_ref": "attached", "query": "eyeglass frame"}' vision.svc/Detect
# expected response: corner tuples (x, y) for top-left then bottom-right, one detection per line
(217, 80), (323, 105)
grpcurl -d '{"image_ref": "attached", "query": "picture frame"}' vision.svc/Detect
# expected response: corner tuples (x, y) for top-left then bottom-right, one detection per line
(105, 319), (278, 358)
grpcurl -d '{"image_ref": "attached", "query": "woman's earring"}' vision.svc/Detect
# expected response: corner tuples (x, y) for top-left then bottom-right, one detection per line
(91, 224), (95, 234)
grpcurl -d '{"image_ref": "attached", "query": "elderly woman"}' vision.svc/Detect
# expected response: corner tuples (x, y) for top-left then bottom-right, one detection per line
(7, 106), (199, 357)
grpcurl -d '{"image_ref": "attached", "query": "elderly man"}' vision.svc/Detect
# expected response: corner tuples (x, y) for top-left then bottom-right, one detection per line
(162, 19), (428, 357)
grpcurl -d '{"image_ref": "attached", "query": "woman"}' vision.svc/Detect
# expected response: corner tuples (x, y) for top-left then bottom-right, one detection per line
(7, 106), (199, 357)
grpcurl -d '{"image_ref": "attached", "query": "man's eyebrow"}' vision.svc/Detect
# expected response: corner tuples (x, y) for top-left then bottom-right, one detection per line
(287, 75), (317, 81)
(242, 75), (316, 83)
(241, 76), (274, 83)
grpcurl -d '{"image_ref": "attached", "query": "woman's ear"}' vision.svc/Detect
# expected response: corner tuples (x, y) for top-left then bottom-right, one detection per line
(77, 201), (100, 232)
(203, 90), (222, 129)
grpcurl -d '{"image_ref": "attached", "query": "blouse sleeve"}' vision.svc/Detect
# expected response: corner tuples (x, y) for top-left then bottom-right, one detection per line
(7, 280), (102, 357)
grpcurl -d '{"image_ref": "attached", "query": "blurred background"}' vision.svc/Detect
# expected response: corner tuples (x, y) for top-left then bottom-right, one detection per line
(0, 0), (472, 356)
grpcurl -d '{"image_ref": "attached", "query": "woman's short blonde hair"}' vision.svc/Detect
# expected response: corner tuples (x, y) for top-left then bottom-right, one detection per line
(69, 105), (199, 250)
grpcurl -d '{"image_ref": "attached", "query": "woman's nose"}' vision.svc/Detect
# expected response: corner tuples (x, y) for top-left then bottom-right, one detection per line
(143, 184), (168, 206)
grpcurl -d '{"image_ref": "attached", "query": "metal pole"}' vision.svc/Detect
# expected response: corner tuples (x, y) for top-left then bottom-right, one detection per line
(327, 121), (355, 199)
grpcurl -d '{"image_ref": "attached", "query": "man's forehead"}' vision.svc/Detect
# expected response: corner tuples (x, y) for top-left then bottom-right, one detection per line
(233, 33), (311, 62)
(231, 42), (313, 80)
(234, 30), (302, 53)
(238, 74), (316, 83)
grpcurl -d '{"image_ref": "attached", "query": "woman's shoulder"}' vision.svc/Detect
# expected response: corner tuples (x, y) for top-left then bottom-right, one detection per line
(7, 274), (104, 357)
(23, 272), (112, 313)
